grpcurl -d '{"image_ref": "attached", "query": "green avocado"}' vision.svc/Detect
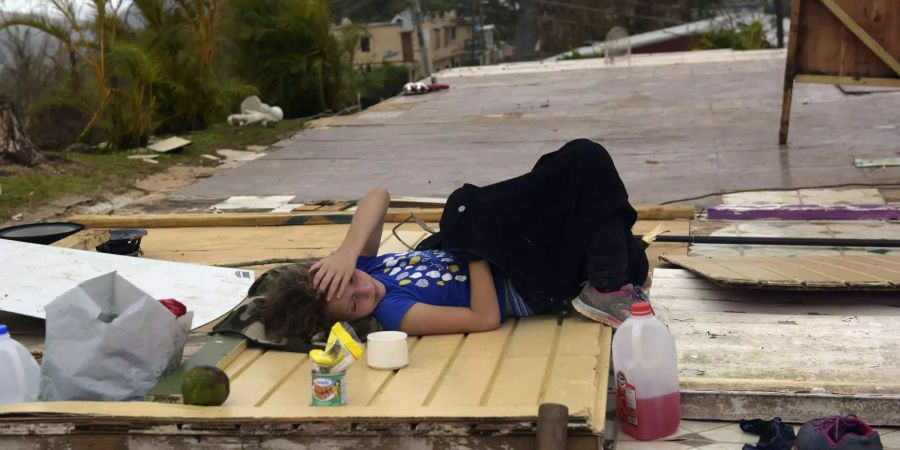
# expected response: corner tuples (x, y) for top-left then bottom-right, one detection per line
(181, 366), (230, 406)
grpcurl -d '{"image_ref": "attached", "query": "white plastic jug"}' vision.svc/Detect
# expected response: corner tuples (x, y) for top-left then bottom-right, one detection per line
(612, 302), (681, 440)
(0, 324), (41, 404)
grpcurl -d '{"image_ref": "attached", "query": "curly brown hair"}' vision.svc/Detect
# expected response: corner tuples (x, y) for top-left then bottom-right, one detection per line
(256, 260), (329, 341)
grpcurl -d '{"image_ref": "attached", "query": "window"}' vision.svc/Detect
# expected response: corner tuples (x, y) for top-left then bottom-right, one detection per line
(433, 29), (440, 50)
(450, 26), (456, 41)
(360, 37), (370, 52)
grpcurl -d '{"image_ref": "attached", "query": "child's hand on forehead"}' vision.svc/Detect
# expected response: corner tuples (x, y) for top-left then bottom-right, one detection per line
(310, 249), (357, 302)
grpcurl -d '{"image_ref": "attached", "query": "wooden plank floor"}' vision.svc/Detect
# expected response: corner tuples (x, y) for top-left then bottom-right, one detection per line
(217, 315), (613, 431)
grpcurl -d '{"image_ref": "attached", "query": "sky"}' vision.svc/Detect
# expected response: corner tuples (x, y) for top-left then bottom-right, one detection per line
(0, 1), (132, 17)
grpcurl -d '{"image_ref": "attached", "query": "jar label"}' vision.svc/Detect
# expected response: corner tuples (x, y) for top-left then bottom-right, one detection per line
(616, 371), (638, 426)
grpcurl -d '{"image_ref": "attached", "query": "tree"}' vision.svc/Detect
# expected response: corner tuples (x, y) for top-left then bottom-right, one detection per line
(0, 97), (46, 166)
(225, 0), (363, 118)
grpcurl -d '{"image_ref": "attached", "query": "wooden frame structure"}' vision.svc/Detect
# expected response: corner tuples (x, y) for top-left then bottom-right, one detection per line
(779, 0), (900, 144)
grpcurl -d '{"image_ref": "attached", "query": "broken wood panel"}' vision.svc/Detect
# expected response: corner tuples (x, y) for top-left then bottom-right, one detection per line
(654, 268), (900, 398)
(752, 259), (850, 287)
(369, 334), (465, 407)
(661, 255), (900, 289)
(484, 316), (559, 406)
(849, 255), (900, 272)
(795, 0), (900, 79)
(802, 256), (899, 287)
(662, 255), (792, 286)
(225, 351), (307, 406)
(542, 318), (606, 417)
(427, 322), (515, 407)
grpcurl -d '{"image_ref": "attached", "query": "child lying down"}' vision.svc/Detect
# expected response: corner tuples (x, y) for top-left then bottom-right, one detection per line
(260, 139), (651, 339)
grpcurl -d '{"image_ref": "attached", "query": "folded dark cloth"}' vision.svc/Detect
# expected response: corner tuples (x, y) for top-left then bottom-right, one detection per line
(740, 417), (796, 450)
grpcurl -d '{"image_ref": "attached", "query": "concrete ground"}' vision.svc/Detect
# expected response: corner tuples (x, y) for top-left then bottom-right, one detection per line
(177, 49), (900, 205)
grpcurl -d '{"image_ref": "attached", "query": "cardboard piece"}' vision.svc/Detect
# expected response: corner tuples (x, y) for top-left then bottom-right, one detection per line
(148, 137), (191, 153)
(661, 254), (900, 290)
(0, 238), (254, 328)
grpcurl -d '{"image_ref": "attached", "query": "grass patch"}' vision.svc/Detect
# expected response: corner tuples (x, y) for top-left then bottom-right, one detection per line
(0, 118), (308, 221)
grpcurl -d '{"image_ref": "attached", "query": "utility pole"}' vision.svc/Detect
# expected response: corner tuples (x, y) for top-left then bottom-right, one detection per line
(477, 0), (486, 65)
(409, 0), (433, 78)
(774, 0), (785, 48)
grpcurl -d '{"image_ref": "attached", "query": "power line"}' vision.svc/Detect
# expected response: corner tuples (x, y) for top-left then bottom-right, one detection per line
(533, 0), (684, 25)
(457, 3), (684, 28)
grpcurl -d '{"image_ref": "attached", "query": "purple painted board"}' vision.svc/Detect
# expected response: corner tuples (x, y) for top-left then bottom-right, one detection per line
(708, 204), (900, 221)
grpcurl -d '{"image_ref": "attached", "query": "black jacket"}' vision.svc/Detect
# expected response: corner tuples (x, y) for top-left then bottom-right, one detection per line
(417, 139), (647, 312)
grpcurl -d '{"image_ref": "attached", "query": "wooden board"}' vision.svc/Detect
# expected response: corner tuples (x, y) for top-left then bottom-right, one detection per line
(794, 0), (900, 80)
(50, 228), (110, 251)
(661, 254), (900, 290)
(69, 205), (694, 228)
(132, 317), (612, 432)
(0, 239), (254, 328)
(780, 0), (900, 143)
(653, 268), (900, 424)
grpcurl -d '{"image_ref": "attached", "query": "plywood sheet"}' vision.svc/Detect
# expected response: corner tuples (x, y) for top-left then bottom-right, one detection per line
(211, 316), (612, 432)
(795, 0), (900, 80)
(661, 255), (900, 290)
(653, 268), (900, 395)
(0, 239), (254, 328)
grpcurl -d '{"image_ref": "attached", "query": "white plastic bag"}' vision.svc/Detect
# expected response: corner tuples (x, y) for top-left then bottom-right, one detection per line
(39, 271), (193, 401)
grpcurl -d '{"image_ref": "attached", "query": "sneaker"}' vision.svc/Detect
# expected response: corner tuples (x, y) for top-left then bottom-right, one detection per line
(795, 415), (882, 450)
(571, 283), (650, 328)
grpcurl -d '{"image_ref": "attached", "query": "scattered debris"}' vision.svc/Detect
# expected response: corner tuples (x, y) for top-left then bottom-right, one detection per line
(540, 100), (550, 108)
(227, 96), (283, 127)
(201, 154), (221, 161)
(402, 82), (450, 95)
(854, 157), (900, 168)
(127, 154), (160, 164)
(11, 213), (23, 221)
(148, 137), (191, 153)
(212, 195), (295, 211)
(246, 145), (268, 152)
(645, 160), (660, 164)
(215, 149), (263, 168)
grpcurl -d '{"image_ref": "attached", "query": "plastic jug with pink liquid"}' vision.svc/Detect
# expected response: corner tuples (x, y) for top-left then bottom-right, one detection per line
(612, 302), (681, 440)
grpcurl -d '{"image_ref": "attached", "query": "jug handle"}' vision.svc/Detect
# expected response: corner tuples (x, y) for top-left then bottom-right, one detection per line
(631, 321), (643, 370)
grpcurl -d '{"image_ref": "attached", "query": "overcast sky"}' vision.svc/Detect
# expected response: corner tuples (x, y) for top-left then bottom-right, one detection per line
(1, 1), (132, 17)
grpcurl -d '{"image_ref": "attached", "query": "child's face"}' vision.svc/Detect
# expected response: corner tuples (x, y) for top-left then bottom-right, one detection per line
(325, 269), (384, 322)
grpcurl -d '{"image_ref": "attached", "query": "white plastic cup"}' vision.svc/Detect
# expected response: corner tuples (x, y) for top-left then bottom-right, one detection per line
(366, 331), (409, 370)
